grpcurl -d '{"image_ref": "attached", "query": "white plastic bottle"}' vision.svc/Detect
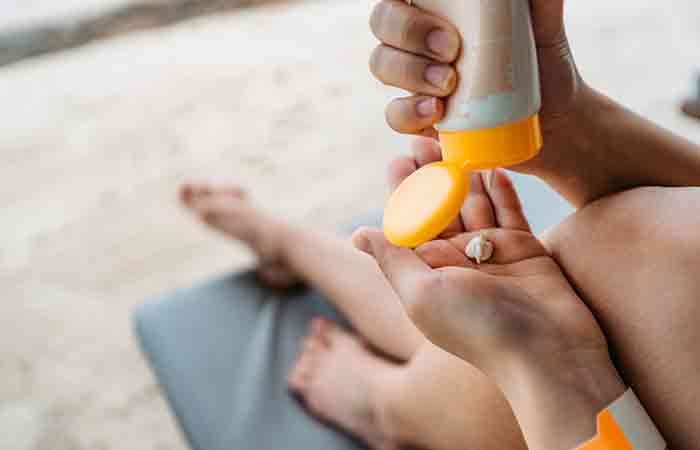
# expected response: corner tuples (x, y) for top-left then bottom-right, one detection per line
(414, 0), (542, 169)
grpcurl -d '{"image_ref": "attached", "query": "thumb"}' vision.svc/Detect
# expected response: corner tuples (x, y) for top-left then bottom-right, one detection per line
(352, 227), (433, 302)
(530, 0), (565, 46)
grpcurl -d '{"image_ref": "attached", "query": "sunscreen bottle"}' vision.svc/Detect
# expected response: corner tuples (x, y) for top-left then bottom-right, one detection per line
(384, 0), (543, 248)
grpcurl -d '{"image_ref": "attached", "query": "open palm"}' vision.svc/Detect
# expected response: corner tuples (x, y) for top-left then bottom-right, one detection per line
(357, 140), (609, 375)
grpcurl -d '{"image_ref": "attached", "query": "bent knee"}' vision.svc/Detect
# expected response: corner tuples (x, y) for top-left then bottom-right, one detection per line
(543, 186), (700, 333)
(545, 186), (700, 449)
(547, 186), (700, 268)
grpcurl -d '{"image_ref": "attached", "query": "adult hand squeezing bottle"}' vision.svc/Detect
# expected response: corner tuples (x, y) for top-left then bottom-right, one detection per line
(383, 0), (543, 248)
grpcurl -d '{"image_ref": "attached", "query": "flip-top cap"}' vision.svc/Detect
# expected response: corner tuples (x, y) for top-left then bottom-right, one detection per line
(383, 162), (469, 248)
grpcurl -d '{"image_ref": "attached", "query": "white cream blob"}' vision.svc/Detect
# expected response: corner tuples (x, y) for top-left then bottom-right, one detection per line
(465, 234), (494, 264)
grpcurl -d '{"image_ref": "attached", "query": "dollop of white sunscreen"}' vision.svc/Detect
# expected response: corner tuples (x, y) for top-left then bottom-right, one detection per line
(466, 234), (494, 264)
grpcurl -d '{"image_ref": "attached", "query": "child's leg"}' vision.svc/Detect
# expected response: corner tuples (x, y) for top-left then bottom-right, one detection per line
(279, 223), (424, 361)
(289, 319), (526, 450)
(180, 184), (423, 361)
(544, 186), (700, 450)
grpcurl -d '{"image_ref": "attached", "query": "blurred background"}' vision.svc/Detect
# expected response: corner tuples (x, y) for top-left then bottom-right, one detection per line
(1, 0), (699, 449)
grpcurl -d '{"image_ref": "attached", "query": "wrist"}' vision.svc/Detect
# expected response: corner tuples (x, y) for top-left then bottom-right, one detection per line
(516, 85), (627, 207)
(495, 348), (626, 450)
(512, 82), (598, 176)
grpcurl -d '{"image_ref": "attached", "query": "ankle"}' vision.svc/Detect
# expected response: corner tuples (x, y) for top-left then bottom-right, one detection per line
(367, 369), (415, 448)
(274, 220), (303, 265)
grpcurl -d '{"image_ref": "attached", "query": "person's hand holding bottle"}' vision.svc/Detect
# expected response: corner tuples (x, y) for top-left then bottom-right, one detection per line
(369, 0), (700, 206)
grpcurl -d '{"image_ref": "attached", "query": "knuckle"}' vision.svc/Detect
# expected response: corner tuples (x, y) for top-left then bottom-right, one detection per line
(373, 45), (436, 94)
(404, 273), (443, 321)
(400, 9), (427, 49)
(402, 56), (426, 87)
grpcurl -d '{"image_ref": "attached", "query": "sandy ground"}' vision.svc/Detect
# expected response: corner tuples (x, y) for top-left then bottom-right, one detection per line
(1, 0), (700, 449)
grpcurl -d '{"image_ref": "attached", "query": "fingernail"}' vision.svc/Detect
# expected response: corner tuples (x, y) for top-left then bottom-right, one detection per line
(424, 64), (454, 91)
(416, 97), (438, 117)
(426, 29), (458, 60)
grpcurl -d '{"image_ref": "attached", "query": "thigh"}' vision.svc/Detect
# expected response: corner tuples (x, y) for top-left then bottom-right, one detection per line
(397, 343), (526, 450)
(544, 187), (700, 450)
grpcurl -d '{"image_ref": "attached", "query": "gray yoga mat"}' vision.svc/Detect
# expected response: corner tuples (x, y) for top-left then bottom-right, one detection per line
(133, 173), (571, 450)
(134, 271), (363, 450)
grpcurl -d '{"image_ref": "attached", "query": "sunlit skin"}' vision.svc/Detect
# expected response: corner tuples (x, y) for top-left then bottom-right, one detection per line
(177, 2), (700, 448)
(368, 1), (700, 447)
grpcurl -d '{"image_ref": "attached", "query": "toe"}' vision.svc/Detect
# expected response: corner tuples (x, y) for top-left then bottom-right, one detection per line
(288, 366), (305, 392)
(289, 353), (306, 392)
(189, 196), (244, 227)
(222, 186), (247, 198)
(180, 182), (214, 206)
(484, 169), (531, 232)
(321, 320), (348, 347)
(289, 340), (317, 393)
(312, 318), (335, 348)
(181, 182), (246, 205)
(179, 184), (194, 205)
(310, 317), (325, 337)
(180, 183), (209, 204)
(208, 184), (247, 199)
(302, 335), (316, 353)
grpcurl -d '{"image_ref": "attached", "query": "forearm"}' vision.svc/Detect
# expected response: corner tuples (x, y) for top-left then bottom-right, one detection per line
(526, 86), (700, 208)
(495, 349), (626, 450)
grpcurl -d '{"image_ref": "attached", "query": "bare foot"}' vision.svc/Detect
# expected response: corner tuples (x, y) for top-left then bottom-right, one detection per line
(180, 183), (298, 288)
(288, 318), (399, 450)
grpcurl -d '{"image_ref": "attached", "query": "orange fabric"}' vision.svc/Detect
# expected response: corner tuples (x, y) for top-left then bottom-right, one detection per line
(577, 411), (635, 450)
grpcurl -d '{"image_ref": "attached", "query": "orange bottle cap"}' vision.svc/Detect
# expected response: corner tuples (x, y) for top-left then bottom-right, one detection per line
(440, 114), (542, 170)
(383, 162), (468, 248)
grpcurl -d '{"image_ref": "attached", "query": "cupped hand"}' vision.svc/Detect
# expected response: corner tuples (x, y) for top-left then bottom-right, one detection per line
(363, 145), (612, 379)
